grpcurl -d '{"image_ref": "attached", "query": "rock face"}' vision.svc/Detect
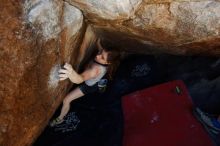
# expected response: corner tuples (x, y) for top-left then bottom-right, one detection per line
(0, 0), (84, 146)
(67, 0), (220, 55)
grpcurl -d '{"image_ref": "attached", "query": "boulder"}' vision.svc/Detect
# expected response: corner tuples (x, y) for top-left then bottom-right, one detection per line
(67, 0), (220, 55)
(0, 1), (84, 146)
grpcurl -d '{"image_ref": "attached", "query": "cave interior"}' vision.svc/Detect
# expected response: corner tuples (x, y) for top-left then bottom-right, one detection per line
(34, 29), (220, 146)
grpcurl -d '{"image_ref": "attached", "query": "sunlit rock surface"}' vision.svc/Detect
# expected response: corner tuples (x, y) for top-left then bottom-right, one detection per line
(67, 0), (220, 55)
(0, 1), (83, 146)
(66, 0), (142, 20)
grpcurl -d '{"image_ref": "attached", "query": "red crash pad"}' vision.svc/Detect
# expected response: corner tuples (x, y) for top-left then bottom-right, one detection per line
(122, 80), (214, 146)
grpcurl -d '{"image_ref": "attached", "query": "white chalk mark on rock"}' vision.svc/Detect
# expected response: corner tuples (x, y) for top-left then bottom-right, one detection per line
(48, 64), (61, 89)
(23, 0), (62, 40)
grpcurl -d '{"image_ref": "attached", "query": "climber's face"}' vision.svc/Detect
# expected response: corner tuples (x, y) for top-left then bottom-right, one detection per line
(95, 47), (109, 65)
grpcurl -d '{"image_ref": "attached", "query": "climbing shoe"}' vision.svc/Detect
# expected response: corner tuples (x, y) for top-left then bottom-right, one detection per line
(49, 117), (64, 127)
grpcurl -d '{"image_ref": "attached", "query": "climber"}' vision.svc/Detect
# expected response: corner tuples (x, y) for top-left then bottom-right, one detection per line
(49, 38), (121, 127)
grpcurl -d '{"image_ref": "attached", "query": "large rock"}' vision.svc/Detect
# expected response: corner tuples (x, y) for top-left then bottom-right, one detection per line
(0, 0), (84, 146)
(67, 0), (220, 55)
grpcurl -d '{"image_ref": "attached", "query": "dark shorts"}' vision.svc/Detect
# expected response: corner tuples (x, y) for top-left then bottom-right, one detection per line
(79, 83), (99, 95)
(79, 79), (108, 95)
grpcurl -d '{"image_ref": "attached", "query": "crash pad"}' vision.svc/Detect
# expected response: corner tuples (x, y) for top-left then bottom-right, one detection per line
(122, 80), (214, 146)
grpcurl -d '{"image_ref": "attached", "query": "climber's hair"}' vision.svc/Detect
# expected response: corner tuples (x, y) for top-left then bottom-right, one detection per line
(98, 38), (121, 80)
